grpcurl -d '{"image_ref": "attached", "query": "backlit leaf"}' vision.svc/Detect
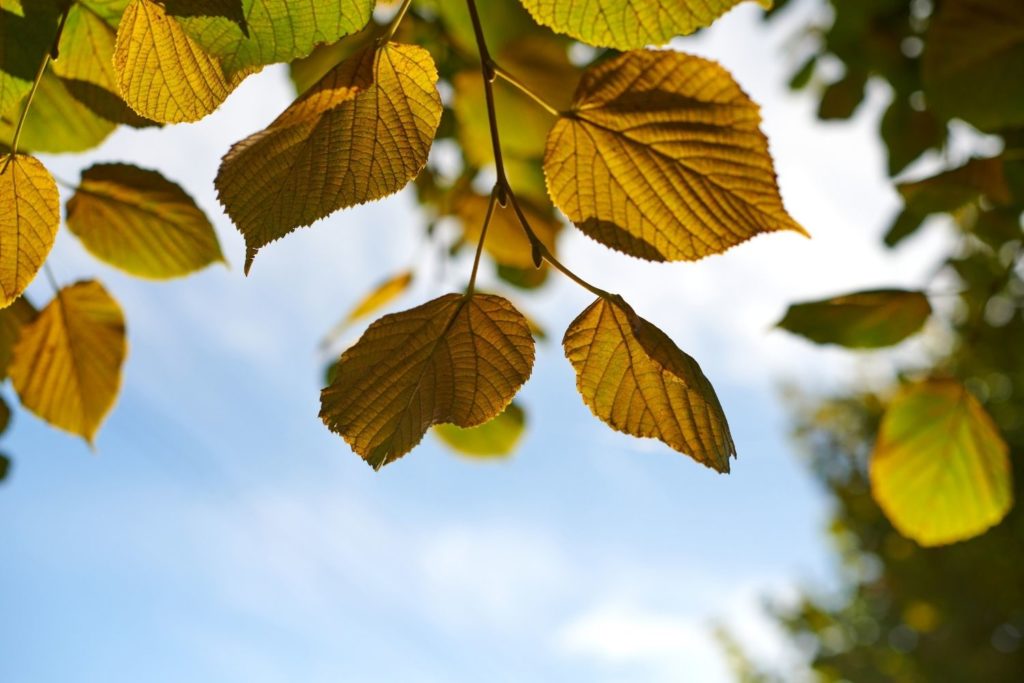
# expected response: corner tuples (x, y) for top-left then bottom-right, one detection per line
(0, 155), (59, 308)
(923, 0), (1024, 132)
(545, 50), (804, 262)
(113, 0), (250, 123)
(777, 289), (932, 349)
(321, 293), (535, 469)
(322, 270), (414, 349)
(0, 0), (61, 119)
(0, 296), (35, 379)
(9, 280), (126, 443)
(563, 296), (735, 471)
(0, 68), (116, 153)
(871, 380), (1013, 547)
(172, 0), (375, 76)
(434, 401), (526, 459)
(217, 42), (442, 273)
(66, 163), (224, 279)
(518, 0), (771, 50)
(53, 2), (156, 127)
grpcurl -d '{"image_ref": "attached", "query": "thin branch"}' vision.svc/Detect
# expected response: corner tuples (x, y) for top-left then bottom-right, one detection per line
(2, 5), (70, 173)
(466, 186), (500, 296)
(381, 0), (415, 43)
(491, 63), (560, 117)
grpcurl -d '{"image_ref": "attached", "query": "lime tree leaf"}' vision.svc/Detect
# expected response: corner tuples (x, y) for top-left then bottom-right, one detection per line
(545, 50), (805, 262)
(217, 42), (442, 273)
(77, 0), (131, 26)
(563, 295), (735, 472)
(899, 157), (1011, 215)
(320, 293), (535, 469)
(435, 0), (539, 56)
(518, 0), (771, 50)
(52, 3), (156, 127)
(113, 0), (250, 123)
(9, 280), (126, 443)
(0, 155), (59, 308)
(322, 270), (415, 348)
(0, 452), (9, 481)
(288, 25), (374, 96)
(871, 380), (1013, 547)
(0, 0), (61, 119)
(434, 402), (526, 459)
(66, 163), (224, 279)
(453, 191), (560, 269)
(923, 0), (1024, 132)
(0, 394), (10, 435)
(0, 296), (35, 379)
(0, 68), (116, 153)
(777, 289), (932, 349)
(171, 0), (375, 76)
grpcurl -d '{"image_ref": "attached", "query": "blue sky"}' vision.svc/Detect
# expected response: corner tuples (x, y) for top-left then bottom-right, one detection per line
(1, 2), (955, 681)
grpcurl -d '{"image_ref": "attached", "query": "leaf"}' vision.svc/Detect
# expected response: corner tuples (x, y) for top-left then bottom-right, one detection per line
(320, 293), (535, 469)
(9, 280), (126, 443)
(922, 0), (1024, 132)
(0, 68), (116, 153)
(545, 50), (805, 262)
(871, 380), (1013, 547)
(453, 191), (560, 269)
(0, 296), (36, 379)
(52, 3), (156, 127)
(77, 0), (131, 27)
(880, 100), (944, 177)
(899, 157), (1011, 216)
(217, 42), (443, 273)
(434, 401), (526, 459)
(0, 155), (59, 308)
(777, 289), (932, 349)
(0, 0), (62, 119)
(288, 26), (373, 96)
(0, 452), (9, 482)
(322, 270), (414, 349)
(518, 0), (771, 50)
(0, 394), (10, 435)
(66, 163), (224, 279)
(817, 70), (867, 120)
(113, 0), (250, 123)
(563, 296), (735, 472)
(171, 0), (375, 76)
(437, 0), (539, 56)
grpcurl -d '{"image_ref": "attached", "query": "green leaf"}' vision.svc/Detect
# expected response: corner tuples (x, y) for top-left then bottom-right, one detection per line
(217, 42), (443, 273)
(66, 163), (225, 279)
(320, 293), (535, 469)
(923, 0), (1024, 132)
(10, 280), (126, 444)
(871, 380), (1013, 547)
(898, 157), (1011, 216)
(563, 296), (735, 472)
(777, 289), (932, 349)
(0, 0), (61, 119)
(0, 68), (116, 154)
(434, 401), (526, 459)
(817, 70), (867, 120)
(172, 0), (375, 76)
(518, 0), (772, 50)
(545, 49), (805, 262)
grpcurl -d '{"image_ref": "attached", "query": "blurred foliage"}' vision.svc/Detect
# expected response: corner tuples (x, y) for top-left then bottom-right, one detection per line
(732, 0), (1024, 679)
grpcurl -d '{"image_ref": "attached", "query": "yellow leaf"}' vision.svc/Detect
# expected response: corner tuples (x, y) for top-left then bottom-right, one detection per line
(320, 293), (535, 469)
(545, 50), (805, 262)
(563, 296), (735, 471)
(0, 154), (59, 308)
(66, 163), (224, 279)
(113, 0), (249, 123)
(871, 380), (1013, 547)
(777, 289), (932, 349)
(453, 191), (560, 269)
(9, 280), (127, 443)
(434, 401), (526, 459)
(0, 296), (35, 379)
(519, 0), (771, 50)
(321, 270), (415, 348)
(217, 42), (442, 273)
